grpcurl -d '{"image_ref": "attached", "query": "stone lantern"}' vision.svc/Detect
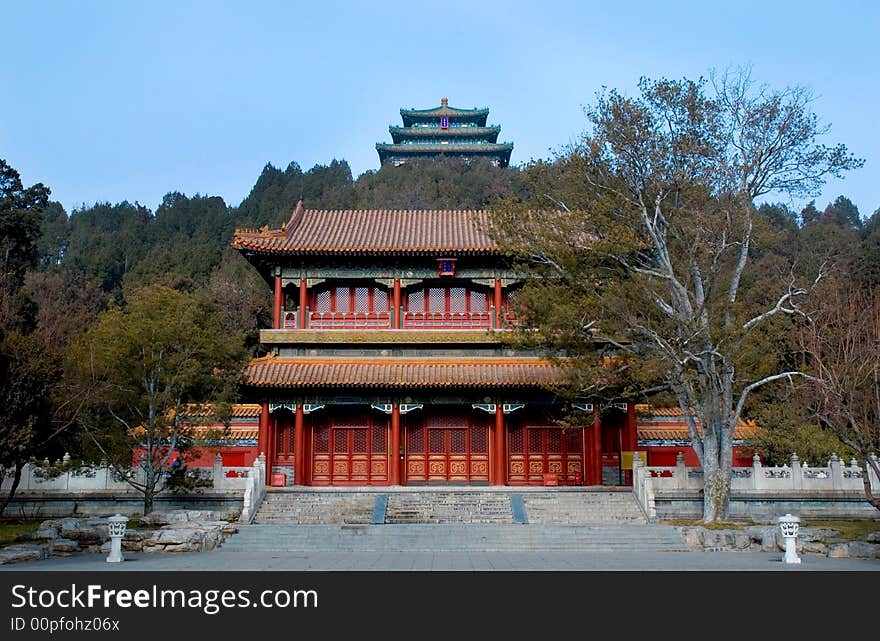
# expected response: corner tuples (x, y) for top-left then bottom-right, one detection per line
(106, 514), (129, 563)
(777, 513), (801, 565)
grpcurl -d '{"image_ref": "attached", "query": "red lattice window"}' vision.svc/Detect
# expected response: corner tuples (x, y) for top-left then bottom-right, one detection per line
(334, 430), (349, 453)
(428, 288), (445, 312)
(548, 429), (562, 453)
(372, 424), (386, 453)
(315, 289), (331, 313)
(334, 287), (350, 312)
(374, 289), (389, 311)
(471, 425), (488, 453)
(566, 430), (581, 451)
(450, 287), (467, 312)
(352, 428), (368, 453)
(409, 425), (424, 453)
(450, 429), (466, 453)
(354, 287), (370, 313)
(529, 429), (542, 452)
(429, 430), (445, 453)
(470, 290), (487, 310)
(408, 289), (424, 311)
(508, 428), (524, 453)
(314, 425), (330, 453)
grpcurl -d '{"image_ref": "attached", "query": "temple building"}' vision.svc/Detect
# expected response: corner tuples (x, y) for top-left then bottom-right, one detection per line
(219, 204), (755, 487)
(376, 98), (514, 167)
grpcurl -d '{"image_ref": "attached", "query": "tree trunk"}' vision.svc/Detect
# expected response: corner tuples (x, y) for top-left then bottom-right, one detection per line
(860, 457), (880, 511)
(0, 460), (25, 517)
(143, 491), (154, 517)
(702, 467), (731, 522)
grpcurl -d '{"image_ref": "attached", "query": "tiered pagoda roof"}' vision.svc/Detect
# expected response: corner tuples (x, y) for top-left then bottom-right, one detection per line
(377, 98), (513, 167)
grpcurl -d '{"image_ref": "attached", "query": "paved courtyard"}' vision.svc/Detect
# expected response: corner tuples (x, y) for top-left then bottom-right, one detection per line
(3, 547), (878, 572)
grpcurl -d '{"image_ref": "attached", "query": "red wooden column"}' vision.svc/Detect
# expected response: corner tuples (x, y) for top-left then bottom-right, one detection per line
(298, 278), (308, 329)
(293, 405), (305, 485)
(493, 405), (505, 485)
(625, 402), (638, 485)
(273, 275), (283, 329)
(592, 407), (603, 486)
(392, 279), (401, 329)
(493, 278), (503, 329)
(625, 402), (638, 452)
(390, 404), (401, 485)
(258, 403), (270, 477)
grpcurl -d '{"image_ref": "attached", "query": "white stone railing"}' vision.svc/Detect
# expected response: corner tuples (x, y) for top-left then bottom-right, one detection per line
(632, 452), (880, 519)
(0, 454), (265, 497)
(236, 454), (267, 525)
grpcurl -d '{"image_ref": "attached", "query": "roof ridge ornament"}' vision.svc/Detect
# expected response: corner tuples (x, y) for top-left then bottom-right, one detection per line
(285, 200), (306, 237)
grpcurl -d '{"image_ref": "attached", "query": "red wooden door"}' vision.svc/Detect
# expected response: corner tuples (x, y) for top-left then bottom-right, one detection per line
(507, 425), (584, 485)
(404, 414), (490, 484)
(311, 412), (389, 485)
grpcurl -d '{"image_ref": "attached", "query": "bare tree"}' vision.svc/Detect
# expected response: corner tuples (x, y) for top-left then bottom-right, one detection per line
(493, 68), (862, 520)
(801, 283), (880, 509)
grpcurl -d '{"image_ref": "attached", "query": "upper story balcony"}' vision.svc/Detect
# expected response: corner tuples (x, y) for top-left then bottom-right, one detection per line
(273, 281), (518, 331)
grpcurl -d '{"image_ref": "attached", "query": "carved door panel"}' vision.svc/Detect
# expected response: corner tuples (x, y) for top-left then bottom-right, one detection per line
(311, 412), (388, 485)
(507, 426), (583, 485)
(404, 414), (489, 484)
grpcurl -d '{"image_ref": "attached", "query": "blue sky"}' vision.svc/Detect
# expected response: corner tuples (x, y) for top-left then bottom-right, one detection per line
(2, 1), (877, 217)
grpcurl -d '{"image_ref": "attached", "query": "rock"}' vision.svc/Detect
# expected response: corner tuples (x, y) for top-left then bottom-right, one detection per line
(863, 531), (880, 543)
(142, 510), (223, 526)
(122, 540), (144, 553)
(800, 541), (828, 555)
(49, 538), (80, 556)
(746, 526), (779, 552)
(38, 519), (65, 532)
(60, 519), (103, 544)
(123, 530), (148, 542)
(731, 531), (751, 550)
(839, 541), (880, 559)
(798, 527), (839, 543)
(678, 527), (702, 549)
(26, 528), (60, 541)
(0, 544), (48, 565)
(828, 543), (848, 558)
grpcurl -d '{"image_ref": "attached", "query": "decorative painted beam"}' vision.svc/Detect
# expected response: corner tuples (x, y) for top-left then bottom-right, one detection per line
(371, 403), (394, 414)
(502, 403), (525, 414)
(269, 403), (296, 414)
(399, 404), (424, 414)
(472, 403), (497, 414)
(573, 403), (594, 412)
(302, 404), (325, 414)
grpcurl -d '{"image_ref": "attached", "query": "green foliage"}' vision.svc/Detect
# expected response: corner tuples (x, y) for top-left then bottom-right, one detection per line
(65, 285), (249, 512)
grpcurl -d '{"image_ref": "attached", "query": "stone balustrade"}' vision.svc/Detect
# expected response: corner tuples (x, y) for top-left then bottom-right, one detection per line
(632, 451), (880, 520)
(0, 454), (266, 503)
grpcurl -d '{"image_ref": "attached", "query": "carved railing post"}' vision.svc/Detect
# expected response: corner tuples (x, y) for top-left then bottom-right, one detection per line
(212, 453), (224, 489)
(790, 453), (802, 490)
(675, 452), (687, 490)
(829, 453), (843, 490)
(752, 453), (761, 490)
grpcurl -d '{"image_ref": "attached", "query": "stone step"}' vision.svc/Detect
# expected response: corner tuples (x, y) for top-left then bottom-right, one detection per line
(221, 524), (685, 552)
(254, 489), (649, 525)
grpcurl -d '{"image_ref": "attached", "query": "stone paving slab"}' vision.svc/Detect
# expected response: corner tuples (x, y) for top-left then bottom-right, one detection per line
(2, 547), (877, 572)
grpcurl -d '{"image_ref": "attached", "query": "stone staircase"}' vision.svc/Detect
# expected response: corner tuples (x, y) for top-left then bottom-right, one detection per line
(221, 523), (685, 553)
(253, 488), (649, 526)
(254, 491), (375, 524)
(522, 491), (647, 524)
(385, 492), (513, 524)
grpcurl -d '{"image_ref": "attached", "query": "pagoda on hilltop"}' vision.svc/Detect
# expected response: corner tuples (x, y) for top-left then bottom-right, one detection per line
(376, 98), (514, 167)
